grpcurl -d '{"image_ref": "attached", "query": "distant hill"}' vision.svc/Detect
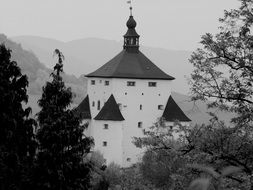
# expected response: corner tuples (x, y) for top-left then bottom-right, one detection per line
(171, 92), (234, 125)
(0, 34), (87, 110)
(1, 34), (233, 124)
(11, 35), (193, 94)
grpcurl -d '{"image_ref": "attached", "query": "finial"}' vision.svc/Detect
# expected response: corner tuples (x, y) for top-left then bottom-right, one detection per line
(127, 0), (133, 16)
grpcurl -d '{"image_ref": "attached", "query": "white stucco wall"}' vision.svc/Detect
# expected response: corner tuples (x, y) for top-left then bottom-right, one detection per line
(90, 120), (124, 166)
(86, 77), (174, 167)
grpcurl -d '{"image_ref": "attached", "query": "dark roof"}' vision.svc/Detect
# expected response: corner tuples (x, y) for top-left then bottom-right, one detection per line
(94, 95), (125, 121)
(73, 95), (91, 119)
(162, 96), (191, 122)
(86, 50), (175, 80)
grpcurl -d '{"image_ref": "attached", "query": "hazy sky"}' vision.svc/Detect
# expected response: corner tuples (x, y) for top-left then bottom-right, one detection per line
(0, 0), (240, 50)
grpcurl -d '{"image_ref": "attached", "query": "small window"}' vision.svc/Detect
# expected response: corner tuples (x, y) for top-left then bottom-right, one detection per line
(118, 103), (122, 110)
(91, 80), (95, 85)
(138, 122), (143, 128)
(127, 158), (131, 162)
(97, 100), (101, 110)
(142, 93), (144, 95)
(92, 101), (95, 107)
(104, 124), (109, 129)
(158, 105), (164, 110)
(148, 82), (157, 87)
(103, 141), (107, 147)
(105, 81), (109, 86)
(127, 81), (136, 86)
(140, 104), (142, 110)
(125, 92), (127, 95)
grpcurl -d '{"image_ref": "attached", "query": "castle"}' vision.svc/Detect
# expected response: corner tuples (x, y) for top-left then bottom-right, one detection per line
(75, 12), (191, 168)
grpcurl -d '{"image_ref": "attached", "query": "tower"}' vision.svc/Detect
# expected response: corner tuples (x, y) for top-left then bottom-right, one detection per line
(75, 11), (191, 168)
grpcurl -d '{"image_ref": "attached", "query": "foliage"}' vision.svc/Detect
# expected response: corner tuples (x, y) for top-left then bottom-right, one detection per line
(133, 0), (253, 189)
(88, 151), (154, 190)
(0, 44), (36, 189)
(188, 0), (253, 189)
(189, 0), (253, 126)
(134, 119), (198, 190)
(33, 49), (93, 190)
(134, 117), (253, 189)
(188, 165), (242, 190)
(0, 34), (87, 106)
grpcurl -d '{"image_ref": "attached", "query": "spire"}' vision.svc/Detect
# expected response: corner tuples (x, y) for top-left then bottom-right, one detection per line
(124, 0), (140, 53)
(127, 0), (133, 16)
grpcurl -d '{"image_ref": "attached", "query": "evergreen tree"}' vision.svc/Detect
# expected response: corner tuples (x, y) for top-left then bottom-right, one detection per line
(34, 49), (93, 190)
(0, 44), (36, 189)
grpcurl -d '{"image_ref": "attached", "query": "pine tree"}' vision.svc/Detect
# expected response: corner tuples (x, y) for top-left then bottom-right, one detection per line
(34, 49), (93, 190)
(0, 44), (36, 189)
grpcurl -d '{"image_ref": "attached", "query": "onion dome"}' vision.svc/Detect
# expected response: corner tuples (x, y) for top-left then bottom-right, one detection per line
(126, 16), (137, 29)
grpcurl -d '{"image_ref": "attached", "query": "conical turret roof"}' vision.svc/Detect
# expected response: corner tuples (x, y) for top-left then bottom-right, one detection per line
(94, 95), (125, 121)
(73, 95), (91, 119)
(162, 96), (191, 122)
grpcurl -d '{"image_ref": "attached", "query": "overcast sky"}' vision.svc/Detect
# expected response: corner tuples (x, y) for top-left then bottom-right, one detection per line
(0, 0), (240, 51)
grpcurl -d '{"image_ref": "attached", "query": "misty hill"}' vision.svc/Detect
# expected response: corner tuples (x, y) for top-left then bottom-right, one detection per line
(0, 34), (87, 106)
(2, 34), (233, 124)
(12, 36), (193, 94)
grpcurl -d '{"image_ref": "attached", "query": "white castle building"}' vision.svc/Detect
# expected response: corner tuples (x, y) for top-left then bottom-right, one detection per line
(75, 12), (191, 168)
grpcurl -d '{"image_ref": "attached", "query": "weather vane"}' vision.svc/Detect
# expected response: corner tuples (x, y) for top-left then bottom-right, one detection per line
(127, 0), (133, 16)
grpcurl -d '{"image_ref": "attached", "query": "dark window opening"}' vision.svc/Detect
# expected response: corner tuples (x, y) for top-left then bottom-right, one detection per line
(138, 122), (143, 128)
(105, 81), (109, 86)
(127, 158), (131, 162)
(158, 105), (164, 110)
(140, 104), (142, 110)
(104, 124), (109, 129)
(149, 82), (157, 87)
(97, 100), (101, 110)
(92, 101), (95, 107)
(127, 81), (136, 86)
(103, 141), (107, 147)
(91, 80), (95, 85)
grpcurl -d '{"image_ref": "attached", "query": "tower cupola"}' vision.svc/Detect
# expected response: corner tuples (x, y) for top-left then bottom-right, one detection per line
(123, 10), (140, 53)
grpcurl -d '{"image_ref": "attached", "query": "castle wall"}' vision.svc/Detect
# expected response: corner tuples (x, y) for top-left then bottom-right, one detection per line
(90, 120), (124, 166)
(87, 77), (173, 167)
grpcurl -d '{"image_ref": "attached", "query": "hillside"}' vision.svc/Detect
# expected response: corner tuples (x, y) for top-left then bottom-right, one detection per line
(12, 36), (192, 94)
(0, 34), (87, 108)
(1, 34), (233, 124)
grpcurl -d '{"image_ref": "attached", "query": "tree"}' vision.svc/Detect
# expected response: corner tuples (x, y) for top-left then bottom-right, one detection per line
(134, 119), (197, 190)
(34, 49), (93, 190)
(0, 44), (36, 189)
(188, 0), (253, 188)
(189, 0), (253, 126)
(134, 1), (253, 189)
